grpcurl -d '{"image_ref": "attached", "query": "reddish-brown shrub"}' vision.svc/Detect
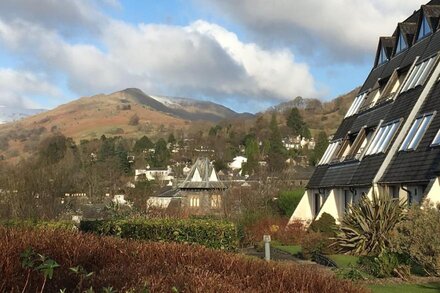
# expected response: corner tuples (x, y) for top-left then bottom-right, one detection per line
(300, 231), (338, 259)
(0, 227), (367, 292)
(243, 216), (306, 245)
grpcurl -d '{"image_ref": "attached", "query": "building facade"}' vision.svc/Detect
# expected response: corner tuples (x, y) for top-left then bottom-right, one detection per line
(291, 1), (440, 223)
(148, 157), (227, 216)
(179, 157), (226, 216)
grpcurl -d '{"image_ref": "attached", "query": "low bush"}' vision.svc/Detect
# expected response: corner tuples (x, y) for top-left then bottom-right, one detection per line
(300, 231), (337, 259)
(335, 265), (366, 281)
(309, 212), (338, 236)
(80, 218), (238, 251)
(240, 215), (306, 246)
(0, 227), (368, 292)
(358, 251), (411, 279)
(277, 188), (304, 216)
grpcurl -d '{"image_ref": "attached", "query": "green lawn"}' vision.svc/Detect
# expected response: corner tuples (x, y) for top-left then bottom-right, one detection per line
(369, 282), (440, 293)
(327, 254), (359, 268)
(274, 245), (302, 256)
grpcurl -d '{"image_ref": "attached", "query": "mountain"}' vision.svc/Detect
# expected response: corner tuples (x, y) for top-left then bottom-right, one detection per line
(0, 106), (45, 124)
(0, 87), (358, 161)
(0, 88), (252, 157)
(124, 88), (252, 122)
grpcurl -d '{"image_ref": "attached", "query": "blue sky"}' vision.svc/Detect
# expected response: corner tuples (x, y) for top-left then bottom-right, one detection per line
(0, 0), (426, 113)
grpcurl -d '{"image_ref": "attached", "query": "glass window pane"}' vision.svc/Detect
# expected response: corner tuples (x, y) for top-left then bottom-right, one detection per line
(397, 33), (407, 53)
(379, 47), (388, 64)
(352, 93), (365, 114)
(416, 58), (435, 86)
(367, 127), (385, 155)
(409, 62), (426, 89)
(402, 64), (420, 92)
(378, 122), (399, 152)
(401, 118), (423, 150)
(372, 126), (388, 154)
(408, 115), (432, 149)
(432, 129), (440, 145)
(418, 16), (432, 41)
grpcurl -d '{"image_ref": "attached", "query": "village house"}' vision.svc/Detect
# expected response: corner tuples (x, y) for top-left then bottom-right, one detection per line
(148, 157), (227, 216)
(135, 165), (174, 184)
(283, 135), (316, 150)
(291, 1), (440, 224)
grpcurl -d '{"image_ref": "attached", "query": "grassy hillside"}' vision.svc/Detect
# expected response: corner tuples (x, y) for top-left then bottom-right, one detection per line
(0, 87), (358, 162)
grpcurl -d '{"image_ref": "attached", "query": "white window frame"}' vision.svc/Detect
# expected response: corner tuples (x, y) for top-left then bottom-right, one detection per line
(318, 141), (341, 165)
(400, 113), (435, 151)
(431, 128), (440, 146)
(401, 57), (437, 93)
(345, 92), (367, 118)
(365, 120), (401, 156)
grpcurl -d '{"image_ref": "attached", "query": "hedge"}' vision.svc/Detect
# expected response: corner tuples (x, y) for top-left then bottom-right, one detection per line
(80, 218), (239, 251)
(1, 227), (367, 292)
(0, 220), (77, 230)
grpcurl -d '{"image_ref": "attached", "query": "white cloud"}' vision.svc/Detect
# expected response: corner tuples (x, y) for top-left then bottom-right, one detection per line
(199, 0), (426, 63)
(0, 0), (108, 36)
(0, 16), (320, 108)
(0, 69), (60, 108)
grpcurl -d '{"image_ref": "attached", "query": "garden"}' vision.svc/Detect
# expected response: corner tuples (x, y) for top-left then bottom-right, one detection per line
(2, 191), (440, 292)
(0, 224), (364, 292)
(248, 193), (440, 293)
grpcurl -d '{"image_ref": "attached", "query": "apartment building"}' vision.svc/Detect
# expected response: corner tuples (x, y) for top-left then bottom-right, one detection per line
(291, 1), (440, 223)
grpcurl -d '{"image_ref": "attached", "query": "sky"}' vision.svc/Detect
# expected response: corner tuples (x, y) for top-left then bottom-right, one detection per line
(0, 0), (428, 113)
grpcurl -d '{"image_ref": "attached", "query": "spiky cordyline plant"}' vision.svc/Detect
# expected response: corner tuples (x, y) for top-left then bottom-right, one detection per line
(334, 192), (406, 256)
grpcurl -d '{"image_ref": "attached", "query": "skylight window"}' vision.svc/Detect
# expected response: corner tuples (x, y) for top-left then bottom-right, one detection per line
(401, 57), (436, 93)
(378, 46), (388, 64)
(396, 32), (408, 54)
(345, 92), (367, 118)
(400, 114), (434, 151)
(431, 128), (440, 146)
(318, 141), (341, 165)
(365, 121), (401, 155)
(418, 15), (432, 41)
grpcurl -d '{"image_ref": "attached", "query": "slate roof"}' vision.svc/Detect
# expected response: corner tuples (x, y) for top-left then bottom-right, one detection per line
(380, 81), (440, 183)
(308, 1), (440, 189)
(179, 157), (226, 189)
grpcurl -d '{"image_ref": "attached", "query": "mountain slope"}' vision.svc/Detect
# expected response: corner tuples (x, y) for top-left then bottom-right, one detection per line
(268, 88), (359, 136)
(0, 89), (251, 157)
(0, 106), (44, 124)
(124, 88), (251, 122)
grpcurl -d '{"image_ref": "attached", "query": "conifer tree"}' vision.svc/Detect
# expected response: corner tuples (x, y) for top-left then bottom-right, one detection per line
(309, 131), (328, 165)
(286, 107), (311, 138)
(268, 112), (287, 171)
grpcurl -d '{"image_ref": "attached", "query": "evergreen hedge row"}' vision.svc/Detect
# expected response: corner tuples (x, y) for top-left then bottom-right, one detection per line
(80, 218), (239, 251)
(0, 220), (77, 230)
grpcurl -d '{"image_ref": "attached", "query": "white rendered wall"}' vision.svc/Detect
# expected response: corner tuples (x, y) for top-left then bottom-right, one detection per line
(423, 178), (440, 206)
(316, 189), (343, 223)
(289, 189), (315, 224)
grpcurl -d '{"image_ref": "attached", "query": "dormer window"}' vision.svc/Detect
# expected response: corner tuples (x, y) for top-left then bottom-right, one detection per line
(318, 141), (341, 165)
(345, 92), (367, 117)
(401, 56), (437, 93)
(400, 113), (434, 151)
(396, 32), (408, 54)
(365, 120), (401, 156)
(417, 15), (432, 41)
(378, 46), (388, 64)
